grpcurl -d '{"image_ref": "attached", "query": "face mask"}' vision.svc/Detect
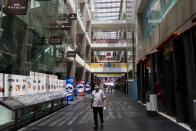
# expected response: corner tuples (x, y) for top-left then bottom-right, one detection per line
(95, 86), (100, 91)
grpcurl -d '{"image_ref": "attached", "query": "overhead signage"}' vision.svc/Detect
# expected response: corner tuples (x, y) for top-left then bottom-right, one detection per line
(59, 23), (71, 30)
(67, 51), (76, 57)
(90, 63), (127, 68)
(48, 36), (62, 45)
(3, 0), (28, 15)
(69, 14), (77, 20)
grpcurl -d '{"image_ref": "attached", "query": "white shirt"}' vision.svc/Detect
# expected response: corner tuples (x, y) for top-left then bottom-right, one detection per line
(91, 89), (106, 107)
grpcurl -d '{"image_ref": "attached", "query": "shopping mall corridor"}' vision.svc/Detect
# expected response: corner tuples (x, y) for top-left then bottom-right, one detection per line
(19, 90), (188, 131)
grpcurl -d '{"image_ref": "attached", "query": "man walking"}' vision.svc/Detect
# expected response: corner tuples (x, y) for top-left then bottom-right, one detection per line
(91, 83), (107, 129)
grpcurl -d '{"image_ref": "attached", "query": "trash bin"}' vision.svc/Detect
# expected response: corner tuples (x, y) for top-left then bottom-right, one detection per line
(146, 94), (158, 116)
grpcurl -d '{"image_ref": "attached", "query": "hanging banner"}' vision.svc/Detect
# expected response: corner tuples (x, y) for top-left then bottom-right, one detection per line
(3, 0), (28, 15)
(0, 74), (4, 98)
(76, 81), (85, 96)
(65, 77), (75, 100)
(90, 63), (127, 68)
(85, 81), (91, 94)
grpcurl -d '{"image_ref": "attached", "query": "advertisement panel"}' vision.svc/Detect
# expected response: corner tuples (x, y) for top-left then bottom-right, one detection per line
(0, 74), (3, 97)
(4, 74), (27, 97)
(76, 81), (85, 96)
(85, 81), (91, 94)
(65, 77), (75, 100)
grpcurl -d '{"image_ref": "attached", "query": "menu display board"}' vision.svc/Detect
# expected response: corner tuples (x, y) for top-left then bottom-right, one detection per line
(29, 72), (38, 94)
(38, 73), (47, 93)
(48, 75), (58, 92)
(58, 80), (66, 92)
(4, 74), (27, 97)
(0, 74), (4, 97)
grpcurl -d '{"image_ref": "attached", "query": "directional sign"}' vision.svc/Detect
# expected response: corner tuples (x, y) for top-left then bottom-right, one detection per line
(67, 51), (76, 57)
(3, 0), (28, 15)
(69, 14), (77, 20)
(59, 23), (71, 30)
(48, 36), (62, 45)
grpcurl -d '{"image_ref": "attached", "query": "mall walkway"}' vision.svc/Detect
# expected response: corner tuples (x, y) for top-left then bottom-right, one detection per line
(19, 90), (188, 131)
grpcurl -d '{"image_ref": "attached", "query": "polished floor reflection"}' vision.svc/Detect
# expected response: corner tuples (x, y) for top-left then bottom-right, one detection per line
(19, 90), (188, 131)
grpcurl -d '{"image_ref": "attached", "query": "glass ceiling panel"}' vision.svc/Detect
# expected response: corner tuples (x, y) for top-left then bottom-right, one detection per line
(93, 0), (122, 20)
(93, 31), (118, 39)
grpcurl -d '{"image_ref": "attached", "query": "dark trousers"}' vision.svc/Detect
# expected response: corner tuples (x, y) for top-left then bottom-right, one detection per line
(108, 87), (113, 92)
(93, 107), (103, 125)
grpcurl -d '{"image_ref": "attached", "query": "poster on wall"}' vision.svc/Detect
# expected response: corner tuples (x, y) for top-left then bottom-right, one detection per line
(65, 77), (75, 100)
(75, 81), (85, 96)
(0, 74), (4, 98)
(4, 74), (27, 97)
(85, 81), (91, 94)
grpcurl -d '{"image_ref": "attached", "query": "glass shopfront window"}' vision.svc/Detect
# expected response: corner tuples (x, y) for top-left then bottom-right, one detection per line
(0, 0), (70, 78)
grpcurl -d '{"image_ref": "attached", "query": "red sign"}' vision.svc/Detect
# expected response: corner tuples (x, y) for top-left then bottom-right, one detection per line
(3, 0), (28, 15)
(48, 36), (62, 45)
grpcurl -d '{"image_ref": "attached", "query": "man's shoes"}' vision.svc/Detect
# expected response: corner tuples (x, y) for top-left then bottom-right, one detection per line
(94, 125), (98, 129)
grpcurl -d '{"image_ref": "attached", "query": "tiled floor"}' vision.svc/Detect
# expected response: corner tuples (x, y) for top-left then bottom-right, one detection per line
(19, 90), (188, 131)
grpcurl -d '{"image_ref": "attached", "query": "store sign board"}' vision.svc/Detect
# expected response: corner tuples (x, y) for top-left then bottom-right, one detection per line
(48, 36), (62, 45)
(59, 23), (71, 30)
(0, 74), (3, 97)
(3, 0), (28, 15)
(69, 14), (77, 20)
(67, 51), (76, 57)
